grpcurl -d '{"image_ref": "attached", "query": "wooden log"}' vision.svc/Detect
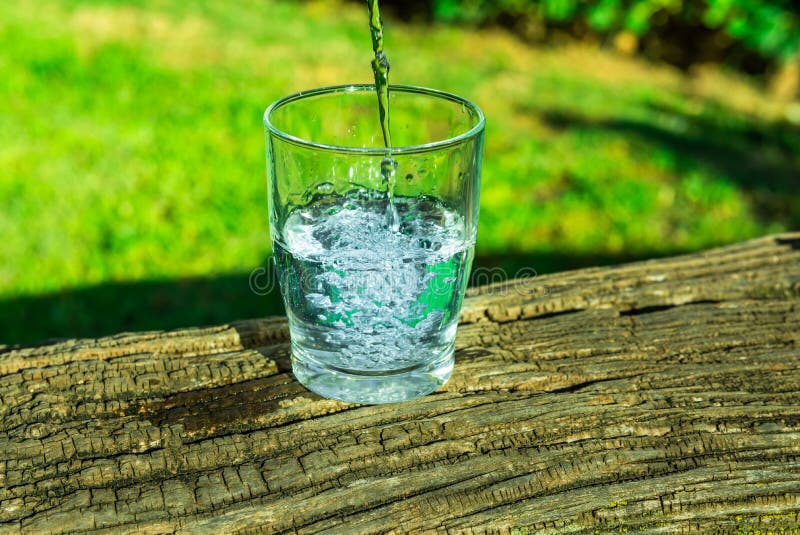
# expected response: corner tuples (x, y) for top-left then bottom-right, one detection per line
(1, 233), (799, 533)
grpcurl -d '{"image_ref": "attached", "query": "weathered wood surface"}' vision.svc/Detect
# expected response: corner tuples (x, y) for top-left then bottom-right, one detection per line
(2, 233), (800, 534)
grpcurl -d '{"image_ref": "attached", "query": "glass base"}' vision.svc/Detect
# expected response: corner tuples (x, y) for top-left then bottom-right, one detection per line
(291, 343), (454, 404)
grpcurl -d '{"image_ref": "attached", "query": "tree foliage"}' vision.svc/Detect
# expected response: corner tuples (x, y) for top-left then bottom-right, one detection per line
(430, 0), (800, 63)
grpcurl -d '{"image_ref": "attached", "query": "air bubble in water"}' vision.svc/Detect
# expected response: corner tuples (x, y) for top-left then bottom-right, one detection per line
(317, 182), (335, 194)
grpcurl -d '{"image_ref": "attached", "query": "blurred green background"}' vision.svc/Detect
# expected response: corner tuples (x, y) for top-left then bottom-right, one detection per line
(1, 0), (798, 345)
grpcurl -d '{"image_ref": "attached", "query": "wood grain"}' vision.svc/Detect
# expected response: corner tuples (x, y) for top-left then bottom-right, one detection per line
(1, 234), (799, 534)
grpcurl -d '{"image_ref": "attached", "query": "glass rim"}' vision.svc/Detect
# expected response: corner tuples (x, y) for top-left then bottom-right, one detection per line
(263, 84), (485, 155)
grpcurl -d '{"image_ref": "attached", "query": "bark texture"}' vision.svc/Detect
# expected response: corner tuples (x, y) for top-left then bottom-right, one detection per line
(1, 233), (800, 534)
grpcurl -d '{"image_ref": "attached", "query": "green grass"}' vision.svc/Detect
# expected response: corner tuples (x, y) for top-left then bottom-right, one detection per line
(1, 0), (798, 344)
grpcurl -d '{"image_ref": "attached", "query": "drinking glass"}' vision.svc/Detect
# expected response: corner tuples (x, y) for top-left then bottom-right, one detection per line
(264, 84), (484, 404)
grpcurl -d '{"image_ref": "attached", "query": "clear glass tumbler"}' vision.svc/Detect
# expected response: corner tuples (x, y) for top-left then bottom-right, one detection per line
(264, 84), (484, 404)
